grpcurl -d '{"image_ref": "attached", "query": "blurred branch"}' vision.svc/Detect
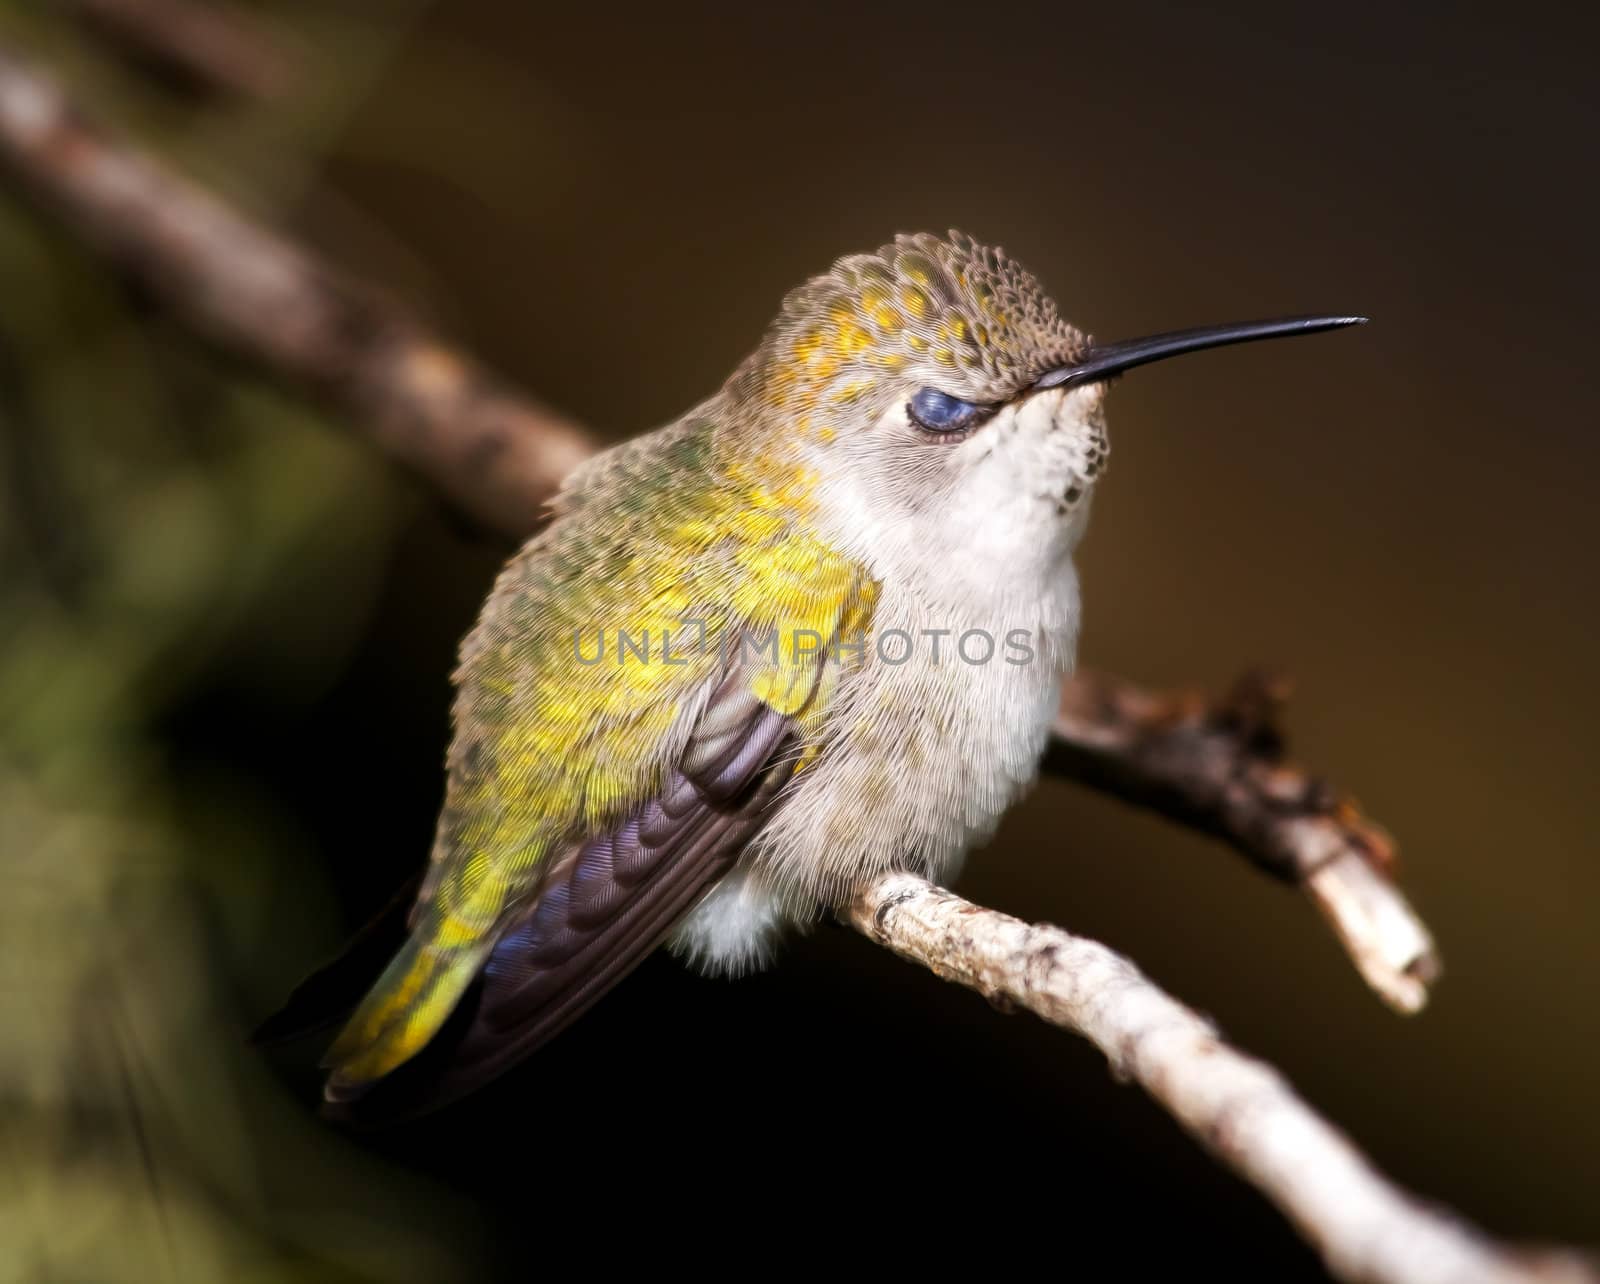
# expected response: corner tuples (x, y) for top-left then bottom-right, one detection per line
(851, 874), (1595, 1284)
(0, 42), (1537, 1280)
(0, 44), (594, 534)
(61, 0), (291, 101)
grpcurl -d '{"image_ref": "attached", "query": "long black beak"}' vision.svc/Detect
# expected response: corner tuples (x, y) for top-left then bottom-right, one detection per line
(1032, 314), (1366, 391)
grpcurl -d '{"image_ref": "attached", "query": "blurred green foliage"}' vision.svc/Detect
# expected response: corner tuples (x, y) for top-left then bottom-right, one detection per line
(0, 5), (489, 1278)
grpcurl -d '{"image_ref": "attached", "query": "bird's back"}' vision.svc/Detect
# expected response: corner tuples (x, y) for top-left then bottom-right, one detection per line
(320, 407), (877, 1105)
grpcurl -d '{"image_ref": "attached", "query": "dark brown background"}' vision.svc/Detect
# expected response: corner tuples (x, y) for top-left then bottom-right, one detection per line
(1, 0), (1596, 1278)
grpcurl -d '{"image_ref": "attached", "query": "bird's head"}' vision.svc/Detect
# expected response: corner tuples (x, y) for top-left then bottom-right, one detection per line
(723, 232), (1360, 594)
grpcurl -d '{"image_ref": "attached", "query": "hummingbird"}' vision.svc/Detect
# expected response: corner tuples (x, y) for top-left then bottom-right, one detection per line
(270, 231), (1362, 1116)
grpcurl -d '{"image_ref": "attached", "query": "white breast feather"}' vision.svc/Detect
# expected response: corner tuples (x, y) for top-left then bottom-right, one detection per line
(670, 385), (1101, 974)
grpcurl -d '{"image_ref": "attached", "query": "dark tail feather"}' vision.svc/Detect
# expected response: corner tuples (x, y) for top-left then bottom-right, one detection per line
(252, 872), (423, 1047)
(325, 756), (796, 1127)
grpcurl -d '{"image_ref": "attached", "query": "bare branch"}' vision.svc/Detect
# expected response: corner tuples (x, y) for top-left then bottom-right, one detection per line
(1049, 668), (1440, 1012)
(850, 873), (1594, 1284)
(61, 0), (292, 101)
(3, 43), (1552, 1274)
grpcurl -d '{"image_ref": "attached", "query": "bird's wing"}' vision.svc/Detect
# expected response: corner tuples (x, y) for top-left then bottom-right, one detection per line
(321, 420), (876, 1109)
(329, 658), (813, 1117)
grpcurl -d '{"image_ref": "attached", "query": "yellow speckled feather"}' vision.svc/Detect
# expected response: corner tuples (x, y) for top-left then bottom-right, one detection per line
(325, 414), (877, 1086)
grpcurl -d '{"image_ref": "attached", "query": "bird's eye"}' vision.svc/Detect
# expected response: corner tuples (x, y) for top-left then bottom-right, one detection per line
(907, 387), (988, 435)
